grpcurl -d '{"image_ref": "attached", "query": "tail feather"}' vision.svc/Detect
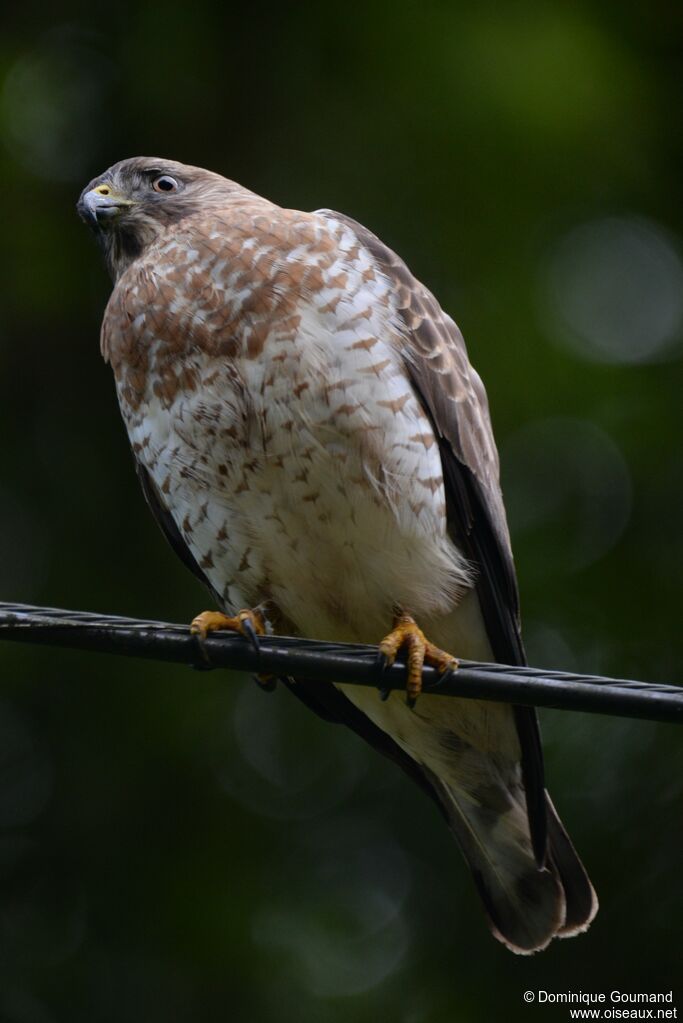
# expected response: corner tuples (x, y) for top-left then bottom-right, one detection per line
(430, 773), (596, 954)
(545, 793), (599, 936)
(327, 680), (597, 953)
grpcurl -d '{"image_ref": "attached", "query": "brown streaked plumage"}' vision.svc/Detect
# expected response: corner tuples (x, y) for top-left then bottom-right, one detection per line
(78, 156), (598, 953)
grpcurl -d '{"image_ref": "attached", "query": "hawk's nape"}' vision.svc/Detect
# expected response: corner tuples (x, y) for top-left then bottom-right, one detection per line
(78, 156), (597, 952)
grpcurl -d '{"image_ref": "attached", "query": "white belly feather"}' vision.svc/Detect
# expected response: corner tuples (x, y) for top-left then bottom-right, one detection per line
(126, 266), (475, 647)
(122, 221), (511, 770)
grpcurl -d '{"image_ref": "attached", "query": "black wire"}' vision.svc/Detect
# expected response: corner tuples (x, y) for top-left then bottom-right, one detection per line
(0, 601), (681, 724)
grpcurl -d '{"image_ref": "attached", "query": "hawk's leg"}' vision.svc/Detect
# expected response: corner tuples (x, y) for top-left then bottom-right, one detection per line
(377, 612), (458, 708)
(190, 608), (276, 690)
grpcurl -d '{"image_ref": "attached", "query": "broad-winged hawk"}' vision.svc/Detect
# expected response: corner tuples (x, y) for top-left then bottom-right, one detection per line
(78, 157), (598, 953)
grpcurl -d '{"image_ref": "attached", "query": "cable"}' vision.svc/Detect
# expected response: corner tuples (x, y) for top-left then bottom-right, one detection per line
(0, 601), (681, 724)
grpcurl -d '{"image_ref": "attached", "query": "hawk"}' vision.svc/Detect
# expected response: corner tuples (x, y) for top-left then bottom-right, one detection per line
(78, 157), (597, 953)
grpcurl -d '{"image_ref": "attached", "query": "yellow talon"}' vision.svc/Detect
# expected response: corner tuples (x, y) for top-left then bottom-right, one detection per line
(190, 607), (266, 649)
(378, 612), (458, 706)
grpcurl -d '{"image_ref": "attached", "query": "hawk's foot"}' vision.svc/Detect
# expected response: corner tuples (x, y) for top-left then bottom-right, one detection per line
(190, 607), (278, 690)
(377, 613), (458, 708)
(190, 608), (266, 651)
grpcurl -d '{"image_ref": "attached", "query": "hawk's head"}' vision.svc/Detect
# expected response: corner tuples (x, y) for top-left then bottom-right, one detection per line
(77, 156), (251, 281)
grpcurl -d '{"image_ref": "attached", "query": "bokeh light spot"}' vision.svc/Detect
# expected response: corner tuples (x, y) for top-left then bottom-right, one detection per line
(252, 818), (411, 996)
(540, 216), (683, 363)
(216, 682), (368, 820)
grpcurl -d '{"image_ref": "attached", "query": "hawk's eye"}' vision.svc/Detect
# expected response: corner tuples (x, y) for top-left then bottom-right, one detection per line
(152, 175), (179, 193)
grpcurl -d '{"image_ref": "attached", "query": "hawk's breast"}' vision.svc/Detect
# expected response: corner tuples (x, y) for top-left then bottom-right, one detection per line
(108, 207), (472, 642)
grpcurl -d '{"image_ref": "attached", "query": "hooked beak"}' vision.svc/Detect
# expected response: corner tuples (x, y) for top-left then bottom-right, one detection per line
(77, 187), (133, 229)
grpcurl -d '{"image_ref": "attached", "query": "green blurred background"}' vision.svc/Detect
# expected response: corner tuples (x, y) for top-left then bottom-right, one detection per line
(1, 2), (682, 1020)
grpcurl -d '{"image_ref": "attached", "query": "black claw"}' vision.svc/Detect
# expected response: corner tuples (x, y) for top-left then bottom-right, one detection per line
(241, 617), (261, 653)
(192, 632), (213, 671)
(406, 694), (417, 710)
(376, 650), (392, 701)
